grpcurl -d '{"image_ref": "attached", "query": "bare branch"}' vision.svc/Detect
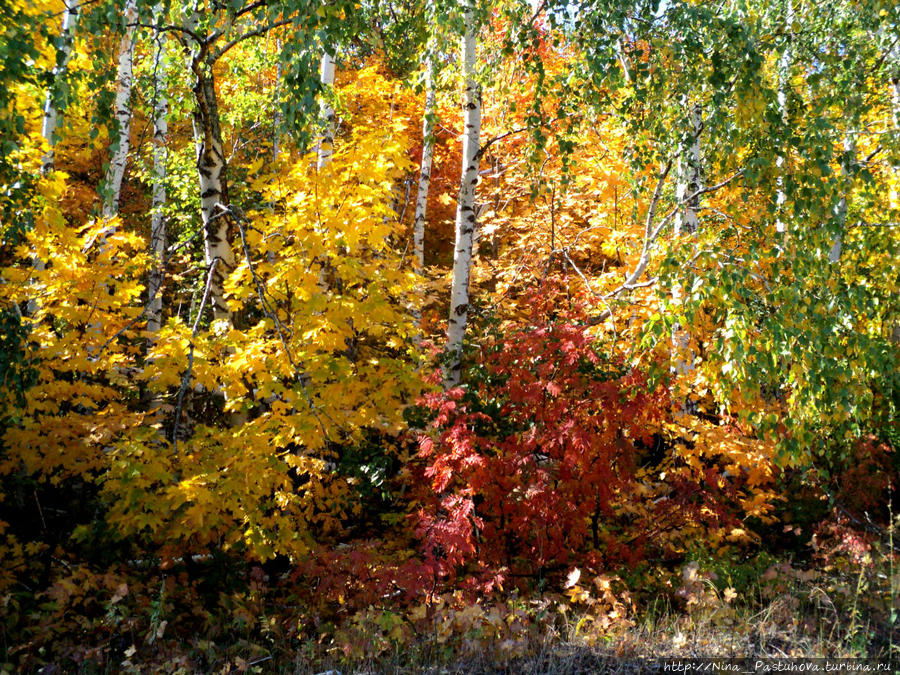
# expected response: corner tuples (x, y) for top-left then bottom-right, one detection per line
(583, 166), (744, 325)
(131, 22), (203, 46)
(234, 0), (268, 19)
(213, 18), (294, 61)
(172, 257), (218, 452)
(230, 206), (334, 441)
(560, 248), (617, 344)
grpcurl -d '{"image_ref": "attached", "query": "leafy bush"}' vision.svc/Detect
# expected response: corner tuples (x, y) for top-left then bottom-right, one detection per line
(415, 285), (670, 583)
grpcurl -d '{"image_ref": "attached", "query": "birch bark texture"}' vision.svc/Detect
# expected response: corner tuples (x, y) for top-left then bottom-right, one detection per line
(444, 3), (481, 388)
(892, 43), (900, 130)
(102, 0), (139, 218)
(774, 0), (794, 235)
(317, 51), (336, 169)
(30, 0), (79, 314)
(185, 9), (234, 324)
(828, 133), (854, 264)
(147, 7), (169, 334)
(413, 54), (437, 271)
(41, 0), (79, 175)
(674, 104), (702, 238)
(671, 104), (703, 399)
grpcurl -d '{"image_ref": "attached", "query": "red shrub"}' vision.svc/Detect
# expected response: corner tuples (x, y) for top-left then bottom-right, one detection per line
(415, 287), (669, 582)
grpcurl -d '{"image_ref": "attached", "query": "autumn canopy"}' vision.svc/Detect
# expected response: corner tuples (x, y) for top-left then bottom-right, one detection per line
(0, 0), (898, 669)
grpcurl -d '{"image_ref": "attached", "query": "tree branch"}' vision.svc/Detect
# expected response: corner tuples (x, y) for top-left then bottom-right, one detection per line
(583, 166), (743, 326)
(172, 257), (218, 452)
(230, 206), (334, 441)
(213, 18), (294, 61)
(131, 22), (203, 46)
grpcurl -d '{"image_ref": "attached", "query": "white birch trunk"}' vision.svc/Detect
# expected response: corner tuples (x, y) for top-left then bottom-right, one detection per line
(317, 51), (336, 169)
(194, 73), (234, 324)
(890, 46), (899, 210)
(272, 39), (283, 162)
(828, 133), (854, 264)
(893, 76), (900, 132)
(444, 4), (481, 388)
(147, 8), (169, 334)
(179, 4), (234, 324)
(775, 0), (794, 235)
(314, 50), (337, 292)
(671, 104), (703, 404)
(891, 43), (900, 130)
(29, 0), (78, 314)
(40, 0), (78, 175)
(184, 8), (234, 325)
(616, 38), (632, 83)
(674, 104), (702, 237)
(101, 0), (138, 219)
(413, 56), (437, 271)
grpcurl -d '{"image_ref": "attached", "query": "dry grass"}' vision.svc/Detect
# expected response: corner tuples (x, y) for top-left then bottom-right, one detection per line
(289, 553), (898, 675)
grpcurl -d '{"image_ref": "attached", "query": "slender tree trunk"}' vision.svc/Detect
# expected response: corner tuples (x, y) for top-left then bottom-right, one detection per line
(101, 0), (138, 219)
(828, 133), (854, 264)
(272, 39), (283, 162)
(317, 51), (336, 169)
(444, 3), (481, 388)
(674, 104), (702, 238)
(147, 7), (169, 334)
(671, 104), (702, 405)
(313, 49), (337, 294)
(616, 38), (632, 83)
(775, 0), (793, 235)
(41, 0), (78, 175)
(890, 46), (899, 213)
(413, 55), (437, 272)
(29, 0), (78, 314)
(886, 54), (900, 345)
(891, 44), (900, 130)
(189, 53), (234, 324)
(179, 1), (233, 324)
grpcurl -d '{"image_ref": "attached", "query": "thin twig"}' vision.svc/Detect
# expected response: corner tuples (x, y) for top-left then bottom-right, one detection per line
(560, 248), (618, 345)
(172, 258), (218, 453)
(213, 18), (294, 61)
(230, 206), (333, 441)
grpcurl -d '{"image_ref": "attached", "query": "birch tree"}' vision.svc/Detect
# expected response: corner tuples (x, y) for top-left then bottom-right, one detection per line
(178, 4), (237, 324)
(892, 42), (900, 129)
(413, 52), (436, 272)
(827, 133), (854, 264)
(147, 6), (169, 335)
(444, 1), (481, 387)
(192, 64), (233, 321)
(670, 103), (702, 403)
(101, 0), (139, 219)
(317, 51), (336, 169)
(40, 0), (79, 175)
(673, 104), (702, 239)
(154, 0), (317, 324)
(774, 0), (793, 236)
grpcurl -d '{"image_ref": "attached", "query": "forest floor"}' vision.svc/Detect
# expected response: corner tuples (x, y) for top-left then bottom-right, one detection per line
(225, 547), (899, 674)
(291, 601), (895, 674)
(6, 540), (896, 674)
(7, 498), (896, 673)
